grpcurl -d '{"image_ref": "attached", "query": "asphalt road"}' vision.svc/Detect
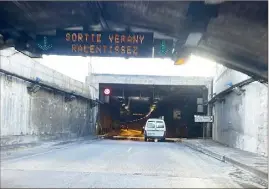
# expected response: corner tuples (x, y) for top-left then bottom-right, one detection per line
(1, 139), (266, 188)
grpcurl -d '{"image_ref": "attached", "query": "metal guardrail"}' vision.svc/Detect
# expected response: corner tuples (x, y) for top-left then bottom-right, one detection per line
(208, 78), (255, 104)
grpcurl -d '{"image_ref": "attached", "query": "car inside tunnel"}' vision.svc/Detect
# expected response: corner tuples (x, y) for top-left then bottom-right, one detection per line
(98, 83), (208, 139)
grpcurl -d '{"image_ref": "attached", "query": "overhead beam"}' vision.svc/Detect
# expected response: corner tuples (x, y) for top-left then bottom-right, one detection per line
(191, 46), (268, 81)
(96, 1), (110, 30)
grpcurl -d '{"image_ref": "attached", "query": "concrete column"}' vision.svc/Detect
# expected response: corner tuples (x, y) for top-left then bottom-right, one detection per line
(206, 81), (213, 138)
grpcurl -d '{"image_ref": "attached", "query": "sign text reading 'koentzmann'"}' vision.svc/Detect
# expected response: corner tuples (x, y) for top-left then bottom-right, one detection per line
(39, 31), (154, 58)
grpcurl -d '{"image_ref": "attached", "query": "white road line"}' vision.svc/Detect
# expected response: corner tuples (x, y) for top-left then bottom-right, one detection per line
(127, 147), (132, 152)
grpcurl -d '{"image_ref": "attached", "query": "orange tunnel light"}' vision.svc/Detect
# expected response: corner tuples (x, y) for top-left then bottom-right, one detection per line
(174, 58), (186, 65)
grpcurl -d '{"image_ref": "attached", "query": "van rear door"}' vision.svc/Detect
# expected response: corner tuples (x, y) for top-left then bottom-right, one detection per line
(145, 121), (156, 137)
(145, 121), (155, 131)
(155, 120), (166, 131)
(155, 120), (166, 137)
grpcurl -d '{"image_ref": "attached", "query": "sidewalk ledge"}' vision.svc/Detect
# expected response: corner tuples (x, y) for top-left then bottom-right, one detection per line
(183, 140), (268, 181)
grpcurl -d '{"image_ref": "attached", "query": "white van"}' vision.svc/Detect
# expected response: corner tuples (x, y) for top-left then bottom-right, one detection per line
(144, 118), (166, 142)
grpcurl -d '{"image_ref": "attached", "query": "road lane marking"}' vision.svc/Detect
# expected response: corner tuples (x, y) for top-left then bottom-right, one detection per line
(127, 147), (132, 152)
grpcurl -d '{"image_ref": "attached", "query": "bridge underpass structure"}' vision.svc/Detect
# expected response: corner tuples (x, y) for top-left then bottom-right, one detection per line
(88, 66), (268, 156)
(87, 74), (212, 139)
(0, 0), (267, 160)
(0, 1), (267, 81)
(0, 2), (268, 187)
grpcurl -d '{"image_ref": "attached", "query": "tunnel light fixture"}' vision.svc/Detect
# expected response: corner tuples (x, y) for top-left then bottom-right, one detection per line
(118, 96), (125, 101)
(130, 96), (150, 101)
(133, 113), (143, 116)
(174, 58), (186, 65)
(153, 97), (160, 104)
(150, 104), (157, 112)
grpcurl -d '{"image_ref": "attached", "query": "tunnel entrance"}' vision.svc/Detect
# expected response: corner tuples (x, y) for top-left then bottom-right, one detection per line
(98, 83), (208, 139)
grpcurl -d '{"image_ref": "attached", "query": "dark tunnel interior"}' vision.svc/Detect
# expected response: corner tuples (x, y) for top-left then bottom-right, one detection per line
(99, 83), (208, 138)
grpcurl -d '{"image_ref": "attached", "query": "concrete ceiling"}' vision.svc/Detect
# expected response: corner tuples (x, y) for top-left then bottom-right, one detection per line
(0, 1), (267, 81)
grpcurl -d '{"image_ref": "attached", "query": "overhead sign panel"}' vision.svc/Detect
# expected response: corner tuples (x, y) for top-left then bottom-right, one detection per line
(36, 31), (154, 58)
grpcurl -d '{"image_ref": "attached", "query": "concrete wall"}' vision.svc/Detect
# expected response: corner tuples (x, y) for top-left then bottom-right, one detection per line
(212, 65), (268, 156)
(213, 64), (251, 95)
(91, 74), (212, 87)
(0, 49), (91, 96)
(0, 48), (97, 145)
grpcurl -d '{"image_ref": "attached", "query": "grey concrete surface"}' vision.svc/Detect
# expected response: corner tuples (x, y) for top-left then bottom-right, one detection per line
(0, 135), (100, 162)
(182, 139), (268, 181)
(1, 139), (267, 188)
(0, 76), (97, 142)
(211, 65), (268, 156)
(206, 13), (268, 65)
(86, 73), (213, 100)
(213, 65), (250, 95)
(0, 48), (98, 143)
(89, 73), (212, 88)
(0, 48), (90, 97)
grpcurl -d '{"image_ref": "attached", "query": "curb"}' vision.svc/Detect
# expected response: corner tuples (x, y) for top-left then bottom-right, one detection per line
(103, 136), (144, 141)
(166, 138), (182, 143)
(53, 136), (100, 145)
(1, 136), (100, 152)
(1, 136), (101, 162)
(183, 141), (268, 180)
(102, 136), (182, 143)
(184, 142), (225, 162)
(1, 142), (41, 152)
(225, 156), (268, 181)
